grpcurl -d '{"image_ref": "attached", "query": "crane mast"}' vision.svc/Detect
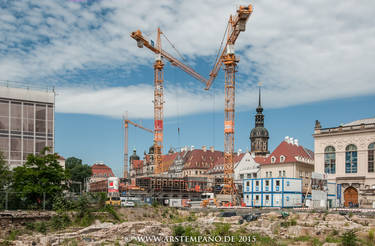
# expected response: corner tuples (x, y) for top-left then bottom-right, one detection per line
(153, 28), (164, 174)
(131, 28), (206, 174)
(207, 5), (253, 204)
(123, 114), (153, 179)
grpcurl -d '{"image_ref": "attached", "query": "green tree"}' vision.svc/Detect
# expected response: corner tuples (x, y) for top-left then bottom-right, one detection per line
(11, 148), (68, 209)
(0, 152), (11, 190)
(65, 157), (92, 192)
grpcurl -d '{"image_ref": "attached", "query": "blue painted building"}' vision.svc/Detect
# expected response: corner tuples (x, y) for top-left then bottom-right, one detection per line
(243, 177), (303, 208)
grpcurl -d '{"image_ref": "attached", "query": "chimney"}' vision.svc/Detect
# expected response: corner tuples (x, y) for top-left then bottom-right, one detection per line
(210, 146), (214, 153)
(202, 146), (207, 152)
(191, 145), (194, 151)
(294, 139), (299, 146)
(284, 136), (289, 143)
(289, 137), (294, 144)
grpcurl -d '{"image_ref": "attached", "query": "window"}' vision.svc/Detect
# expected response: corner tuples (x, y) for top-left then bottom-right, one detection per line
(283, 170), (286, 177)
(276, 180), (280, 186)
(266, 172), (268, 178)
(240, 174), (244, 179)
(265, 180), (269, 186)
(247, 174), (251, 178)
(255, 195), (259, 200)
(265, 195), (270, 201)
(324, 146), (336, 174)
(279, 170), (282, 177)
(253, 173), (257, 178)
(369, 143), (375, 173)
(271, 156), (276, 163)
(246, 181), (250, 187)
(346, 144), (357, 173)
(255, 181), (259, 186)
(280, 155), (285, 162)
(299, 171), (302, 177)
(270, 171), (272, 177)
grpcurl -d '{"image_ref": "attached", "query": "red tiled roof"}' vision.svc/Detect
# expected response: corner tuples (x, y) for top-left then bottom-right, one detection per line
(262, 140), (314, 165)
(183, 149), (223, 170)
(161, 152), (179, 171)
(254, 156), (267, 164)
(208, 153), (245, 174)
(212, 153), (245, 167)
(91, 163), (115, 177)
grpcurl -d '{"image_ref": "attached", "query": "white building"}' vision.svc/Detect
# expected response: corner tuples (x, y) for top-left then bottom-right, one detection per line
(314, 118), (375, 207)
(243, 177), (303, 208)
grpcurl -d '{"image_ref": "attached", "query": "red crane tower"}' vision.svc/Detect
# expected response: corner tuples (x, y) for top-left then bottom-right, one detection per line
(131, 28), (207, 174)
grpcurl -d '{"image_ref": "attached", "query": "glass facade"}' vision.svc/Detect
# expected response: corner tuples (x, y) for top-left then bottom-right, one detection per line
(0, 99), (54, 168)
(345, 144), (357, 173)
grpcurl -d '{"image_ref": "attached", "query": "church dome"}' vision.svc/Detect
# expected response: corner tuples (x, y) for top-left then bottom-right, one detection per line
(148, 145), (154, 154)
(130, 149), (140, 161)
(250, 127), (269, 139)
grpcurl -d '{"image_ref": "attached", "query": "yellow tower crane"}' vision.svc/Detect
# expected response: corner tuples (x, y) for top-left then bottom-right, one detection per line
(130, 28), (207, 174)
(205, 5), (253, 205)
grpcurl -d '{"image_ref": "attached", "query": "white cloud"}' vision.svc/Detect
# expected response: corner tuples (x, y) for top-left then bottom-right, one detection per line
(1, 0), (375, 118)
(56, 83), (222, 119)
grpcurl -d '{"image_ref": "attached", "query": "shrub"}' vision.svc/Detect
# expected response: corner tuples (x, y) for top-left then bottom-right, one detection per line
(105, 205), (121, 221)
(341, 230), (357, 246)
(35, 221), (47, 234)
(212, 223), (231, 236)
(368, 229), (374, 241)
(51, 213), (71, 230)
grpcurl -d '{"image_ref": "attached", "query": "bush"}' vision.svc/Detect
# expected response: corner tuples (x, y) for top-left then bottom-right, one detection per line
(104, 205), (121, 221)
(212, 223), (231, 236)
(369, 229), (375, 241)
(35, 221), (47, 234)
(341, 230), (357, 246)
(51, 213), (71, 230)
(52, 195), (74, 212)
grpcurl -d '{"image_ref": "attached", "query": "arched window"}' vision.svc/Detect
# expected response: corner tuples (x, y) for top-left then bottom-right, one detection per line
(280, 155), (285, 163)
(345, 144), (357, 173)
(369, 143), (375, 173)
(324, 146), (336, 174)
(271, 156), (276, 163)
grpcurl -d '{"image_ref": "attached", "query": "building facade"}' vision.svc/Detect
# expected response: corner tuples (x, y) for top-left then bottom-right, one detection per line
(0, 85), (55, 169)
(243, 177), (303, 208)
(91, 162), (115, 182)
(259, 137), (314, 194)
(314, 118), (375, 207)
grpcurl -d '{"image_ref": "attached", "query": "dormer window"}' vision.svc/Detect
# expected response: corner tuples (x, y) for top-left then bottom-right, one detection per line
(280, 155), (285, 162)
(271, 156), (276, 163)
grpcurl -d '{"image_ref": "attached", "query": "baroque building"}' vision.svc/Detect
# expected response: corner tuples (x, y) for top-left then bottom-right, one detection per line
(250, 86), (269, 157)
(314, 118), (375, 207)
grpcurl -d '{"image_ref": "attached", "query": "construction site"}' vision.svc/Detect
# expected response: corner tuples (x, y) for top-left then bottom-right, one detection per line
(86, 4), (255, 207)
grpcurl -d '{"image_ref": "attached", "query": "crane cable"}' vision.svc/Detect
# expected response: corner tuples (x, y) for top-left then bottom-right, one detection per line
(161, 32), (187, 63)
(211, 20), (229, 71)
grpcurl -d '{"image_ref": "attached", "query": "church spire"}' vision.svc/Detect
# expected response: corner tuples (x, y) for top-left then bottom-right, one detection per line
(250, 82), (269, 157)
(258, 85), (261, 108)
(255, 83), (264, 126)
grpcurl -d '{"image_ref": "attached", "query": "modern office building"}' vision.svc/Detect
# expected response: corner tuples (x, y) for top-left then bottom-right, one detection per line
(0, 84), (55, 169)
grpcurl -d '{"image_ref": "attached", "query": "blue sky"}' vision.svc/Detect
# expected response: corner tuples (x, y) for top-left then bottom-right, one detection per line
(1, 0), (374, 176)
